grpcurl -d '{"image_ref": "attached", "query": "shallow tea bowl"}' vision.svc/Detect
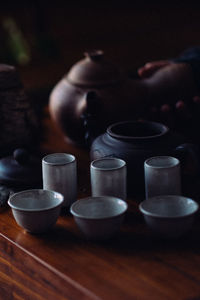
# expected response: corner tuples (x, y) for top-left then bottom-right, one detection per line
(8, 189), (64, 234)
(70, 196), (128, 240)
(139, 195), (199, 238)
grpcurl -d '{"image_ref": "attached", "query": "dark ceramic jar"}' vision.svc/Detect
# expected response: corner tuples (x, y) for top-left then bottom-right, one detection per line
(90, 120), (197, 196)
(0, 64), (40, 156)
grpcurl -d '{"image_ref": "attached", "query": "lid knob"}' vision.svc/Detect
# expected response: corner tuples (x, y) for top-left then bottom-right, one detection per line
(13, 148), (29, 165)
(84, 50), (104, 62)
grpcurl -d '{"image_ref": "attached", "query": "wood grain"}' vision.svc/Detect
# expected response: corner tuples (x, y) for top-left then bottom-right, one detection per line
(0, 108), (200, 300)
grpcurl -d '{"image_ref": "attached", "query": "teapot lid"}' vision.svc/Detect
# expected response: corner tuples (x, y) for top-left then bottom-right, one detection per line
(0, 148), (42, 188)
(66, 50), (123, 87)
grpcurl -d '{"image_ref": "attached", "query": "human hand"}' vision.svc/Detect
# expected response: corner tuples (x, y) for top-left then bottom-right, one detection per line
(138, 60), (200, 129)
(138, 60), (172, 78)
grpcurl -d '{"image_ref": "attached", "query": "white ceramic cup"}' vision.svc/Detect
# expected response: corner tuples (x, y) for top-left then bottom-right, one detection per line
(90, 157), (127, 200)
(42, 153), (77, 209)
(144, 156), (181, 199)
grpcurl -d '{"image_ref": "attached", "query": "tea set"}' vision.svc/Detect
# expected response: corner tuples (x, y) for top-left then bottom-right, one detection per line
(3, 51), (200, 240)
(7, 145), (199, 240)
(8, 155), (128, 239)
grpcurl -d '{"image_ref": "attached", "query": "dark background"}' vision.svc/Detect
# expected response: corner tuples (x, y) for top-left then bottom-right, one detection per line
(0, 0), (200, 97)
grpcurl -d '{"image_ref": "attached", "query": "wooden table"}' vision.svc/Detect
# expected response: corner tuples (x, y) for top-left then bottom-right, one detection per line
(1, 109), (200, 300)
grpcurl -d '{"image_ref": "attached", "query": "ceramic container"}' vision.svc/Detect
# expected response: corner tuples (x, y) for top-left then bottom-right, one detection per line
(144, 156), (181, 199)
(8, 189), (64, 233)
(49, 50), (144, 146)
(90, 120), (199, 195)
(90, 157), (127, 200)
(0, 148), (42, 189)
(42, 153), (77, 210)
(0, 64), (40, 157)
(70, 196), (128, 240)
(139, 195), (199, 238)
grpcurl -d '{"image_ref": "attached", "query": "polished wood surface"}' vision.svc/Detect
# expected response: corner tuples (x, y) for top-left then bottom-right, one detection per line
(1, 109), (200, 300)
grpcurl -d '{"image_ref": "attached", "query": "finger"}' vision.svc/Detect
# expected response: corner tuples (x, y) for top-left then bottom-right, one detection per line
(176, 100), (186, 111)
(138, 61), (171, 78)
(160, 104), (171, 113)
(159, 104), (174, 128)
(175, 100), (191, 119)
(193, 96), (200, 104)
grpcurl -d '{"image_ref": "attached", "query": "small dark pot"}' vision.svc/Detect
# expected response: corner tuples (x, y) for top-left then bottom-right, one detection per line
(90, 120), (198, 196)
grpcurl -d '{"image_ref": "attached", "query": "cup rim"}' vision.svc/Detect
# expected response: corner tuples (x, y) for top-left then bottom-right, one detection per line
(42, 153), (76, 166)
(70, 196), (128, 220)
(8, 189), (64, 212)
(144, 156), (180, 169)
(91, 157), (126, 171)
(139, 195), (199, 219)
(107, 120), (169, 141)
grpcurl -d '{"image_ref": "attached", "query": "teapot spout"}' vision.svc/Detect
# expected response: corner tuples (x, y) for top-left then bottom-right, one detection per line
(81, 91), (103, 146)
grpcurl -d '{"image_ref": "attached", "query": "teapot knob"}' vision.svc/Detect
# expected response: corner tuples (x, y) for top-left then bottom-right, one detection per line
(13, 148), (29, 165)
(84, 50), (104, 61)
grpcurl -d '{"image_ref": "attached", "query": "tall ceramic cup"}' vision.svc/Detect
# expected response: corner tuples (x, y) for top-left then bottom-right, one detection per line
(144, 156), (181, 199)
(90, 157), (127, 200)
(42, 153), (77, 210)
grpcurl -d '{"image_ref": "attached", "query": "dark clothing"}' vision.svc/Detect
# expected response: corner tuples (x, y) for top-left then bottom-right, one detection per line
(174, 47), (200, 91)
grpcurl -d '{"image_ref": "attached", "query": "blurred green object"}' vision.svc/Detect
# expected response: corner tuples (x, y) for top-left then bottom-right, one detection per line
(2, 17), (31, 66)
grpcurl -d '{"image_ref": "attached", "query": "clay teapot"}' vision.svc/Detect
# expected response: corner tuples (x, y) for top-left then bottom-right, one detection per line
(90, 120), (200, 196)
(49, 50), (142, 146)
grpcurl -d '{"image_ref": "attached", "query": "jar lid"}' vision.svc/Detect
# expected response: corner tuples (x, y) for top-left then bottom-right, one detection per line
(66, 50), (122, 87)
(0, 149), (42, 188)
